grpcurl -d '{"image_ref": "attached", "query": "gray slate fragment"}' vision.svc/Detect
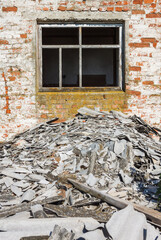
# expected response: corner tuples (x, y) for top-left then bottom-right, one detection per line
(151, 169), (161, 176)
(21, 189), (35, 202)
(2, 170), (26, 180)
(134, 149), (145, 157)
(10, 185), (23, 197)
(78, 107), (103, 117)
(114, 141), (125, 155)
(4, 177), (13, 187)
(119, 170), (133, 185)
(49, 224), (75, 240)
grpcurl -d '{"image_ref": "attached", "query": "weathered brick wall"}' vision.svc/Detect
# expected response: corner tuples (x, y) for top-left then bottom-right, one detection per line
(0, 0), (161, 142)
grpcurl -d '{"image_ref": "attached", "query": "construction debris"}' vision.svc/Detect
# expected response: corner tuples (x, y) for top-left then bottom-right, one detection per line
(0, 217), (99, 240)
(68, 178), (161, 226)
(0, 207), (161, 240)
(106, 205), (161, 240)
(0, 107), (161, 239)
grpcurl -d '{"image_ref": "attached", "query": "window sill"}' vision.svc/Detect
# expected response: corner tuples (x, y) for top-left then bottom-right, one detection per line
(38, 86), (124, 93)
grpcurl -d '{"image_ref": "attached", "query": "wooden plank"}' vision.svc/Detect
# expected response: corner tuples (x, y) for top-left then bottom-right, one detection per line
(68, 178), (161, 227)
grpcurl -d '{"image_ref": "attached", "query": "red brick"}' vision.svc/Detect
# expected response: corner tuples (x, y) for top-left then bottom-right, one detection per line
(126, 90), (141, 96)
(116, 1), (123, 5)
(134, 77), (141, 82)
(150, 3), (156, 8)
(142, 81), (154, 85)
(129, 66), (141, 71)
(115, 7), (123, 11)
(5, 96), (9, 100)
(2, 6), (17, 12)
(141, 37), (157, 43)
(107, 7), (114, 11)
(8, 76), (16, 81)
(141, 38), (158, 47)
(132, 9), (145, 14)
(58, 6), (67, 11)
(144, 0), (153, 3)
(0, 39), (9, 44)
(6, 109), (11, 114)
(20, 34), (27, 38)
(153, 42), (157, 48)
(146, 13), (161, 18)
(129, 42), (150, 48)
(43, 7), (49, 11)
(133, 0), (143, 4)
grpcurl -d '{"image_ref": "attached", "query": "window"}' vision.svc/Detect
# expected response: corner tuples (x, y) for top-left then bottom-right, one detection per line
(38, 23), (124, 91)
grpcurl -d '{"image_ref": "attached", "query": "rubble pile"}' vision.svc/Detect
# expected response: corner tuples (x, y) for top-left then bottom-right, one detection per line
(0, 107), (161, 239)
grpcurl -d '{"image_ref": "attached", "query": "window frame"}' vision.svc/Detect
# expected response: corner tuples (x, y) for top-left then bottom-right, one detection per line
(38, 23), (124, 92)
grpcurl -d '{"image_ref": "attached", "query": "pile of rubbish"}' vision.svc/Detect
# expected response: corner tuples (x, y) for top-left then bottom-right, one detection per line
(0, 107), (161, 240)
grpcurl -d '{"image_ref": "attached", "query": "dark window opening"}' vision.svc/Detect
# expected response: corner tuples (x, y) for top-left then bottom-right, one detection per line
(82, 27), (119, 45)
(42, 27), (79, 45)
(42, 49), (59, 87)
(82, 49), (119, 87)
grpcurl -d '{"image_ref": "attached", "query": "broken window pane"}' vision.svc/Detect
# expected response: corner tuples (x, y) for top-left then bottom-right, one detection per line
(42, 27), (79, 45)
(82, 49), (119, 87)
(42, 49), (59, 87)
(82, 27), (119, 45)
(62, 49), (79, 87)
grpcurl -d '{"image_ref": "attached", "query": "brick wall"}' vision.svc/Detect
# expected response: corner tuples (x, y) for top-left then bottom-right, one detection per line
(0, 0), (161, 142)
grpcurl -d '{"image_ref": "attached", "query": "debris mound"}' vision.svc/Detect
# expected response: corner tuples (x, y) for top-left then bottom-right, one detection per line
(0, 107), (161, 239)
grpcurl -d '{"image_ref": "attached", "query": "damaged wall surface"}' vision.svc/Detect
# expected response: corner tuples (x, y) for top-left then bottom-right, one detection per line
(0, 0), (161, 141)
